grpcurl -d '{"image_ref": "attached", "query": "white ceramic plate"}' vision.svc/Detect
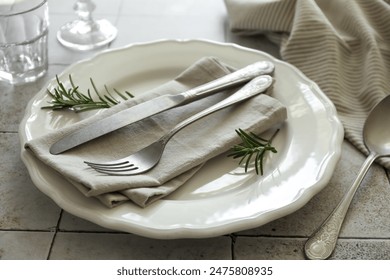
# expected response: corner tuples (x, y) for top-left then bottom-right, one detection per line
(19, 39), (343, 239)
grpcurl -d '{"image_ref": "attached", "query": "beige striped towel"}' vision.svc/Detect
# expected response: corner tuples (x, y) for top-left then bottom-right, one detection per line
(225, 0), (390, 167)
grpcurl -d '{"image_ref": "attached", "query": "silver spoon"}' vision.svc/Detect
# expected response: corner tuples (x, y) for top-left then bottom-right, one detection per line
(304, 95), (390, 260)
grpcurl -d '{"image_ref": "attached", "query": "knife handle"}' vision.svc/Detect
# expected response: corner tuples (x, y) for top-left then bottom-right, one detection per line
(161, 75), (274, 144)
(180, 61), (274, 103)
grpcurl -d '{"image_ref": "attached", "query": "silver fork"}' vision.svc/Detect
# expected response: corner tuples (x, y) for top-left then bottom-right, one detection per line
(85, 75), (273, 176)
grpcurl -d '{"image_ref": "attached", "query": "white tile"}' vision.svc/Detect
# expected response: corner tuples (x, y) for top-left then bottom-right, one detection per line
(0, 231), (54, 260)
(234, 237), (305, 260)
(48, 0), (123, 15)
(0, 65), (67, 132)
(49, 232), (232, 259)
(225, 32), (282, 59)
(234, 237), (390, 260)
(59, 212), (117, 232)
(0, 133), (62, 230)
(330, 239), (390, 260)
(120, 0), (227, 16)
(111, 14), (225, 47)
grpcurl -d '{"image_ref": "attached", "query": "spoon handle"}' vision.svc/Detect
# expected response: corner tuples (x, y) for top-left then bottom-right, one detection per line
(304, 152), (377, 260)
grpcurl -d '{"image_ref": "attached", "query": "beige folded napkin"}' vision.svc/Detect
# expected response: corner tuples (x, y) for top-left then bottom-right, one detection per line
(225, 0), (390, 167)
(25, 57), (287, 208)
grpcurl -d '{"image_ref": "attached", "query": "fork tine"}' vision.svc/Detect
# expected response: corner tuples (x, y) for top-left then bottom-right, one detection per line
(91, 165), (138, 172)
(84, 160), (130, 167)
(92, 164), (135, 170)
(84, 160), (139, 174)
(88, 167), (139, 176)
(84, 160), (130, 168)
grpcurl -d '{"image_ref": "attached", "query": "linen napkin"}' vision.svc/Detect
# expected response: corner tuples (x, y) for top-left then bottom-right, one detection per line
(25, 57), (287, 208)
(225, 0), (390, 167)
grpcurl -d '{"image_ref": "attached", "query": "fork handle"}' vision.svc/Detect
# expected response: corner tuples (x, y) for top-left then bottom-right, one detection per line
(161, 75), (274, 144)
(180, 61), (274, 103)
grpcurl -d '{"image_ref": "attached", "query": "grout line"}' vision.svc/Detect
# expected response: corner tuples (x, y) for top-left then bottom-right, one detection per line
(235, 234), (308, 238)
(57, 229), (123, 234)
(0, 229), (56, 233)
(0, 131), (18, 134)
(46, 210), (64, 260)
(0, 226), (388, 241)
(384, 167), (390, 184)
(230, 234), (237, 260)
(230, 235), (390, 241)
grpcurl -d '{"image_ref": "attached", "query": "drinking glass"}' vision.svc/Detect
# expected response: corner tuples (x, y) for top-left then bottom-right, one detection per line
(0, 0), (49, 85)
(57, 0), (117, 51)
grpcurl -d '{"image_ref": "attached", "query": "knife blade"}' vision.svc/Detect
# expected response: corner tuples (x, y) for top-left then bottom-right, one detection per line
(50, 61), (274, 154)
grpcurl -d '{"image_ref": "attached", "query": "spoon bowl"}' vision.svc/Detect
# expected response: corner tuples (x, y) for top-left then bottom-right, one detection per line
(304, 94), (390, 260)
(364, 96), (390, 156)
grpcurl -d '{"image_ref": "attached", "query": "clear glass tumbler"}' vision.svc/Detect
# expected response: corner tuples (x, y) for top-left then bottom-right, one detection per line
(0, 0), (49, 85)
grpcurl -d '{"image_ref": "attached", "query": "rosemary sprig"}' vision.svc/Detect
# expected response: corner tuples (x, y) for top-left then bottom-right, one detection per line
(41, 75), (133, 112)
(228, 129), (279, 175)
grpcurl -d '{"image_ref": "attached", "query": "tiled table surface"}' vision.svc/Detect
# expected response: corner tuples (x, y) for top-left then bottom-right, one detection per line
(1, 0), (389, 260)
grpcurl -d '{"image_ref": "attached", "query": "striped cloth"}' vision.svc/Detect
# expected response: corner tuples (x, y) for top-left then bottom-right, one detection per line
(225, 0), (390, 167)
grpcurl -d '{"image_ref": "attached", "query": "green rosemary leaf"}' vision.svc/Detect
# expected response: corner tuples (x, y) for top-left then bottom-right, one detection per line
(73, 87), (89, 102)
(237, 150), (250, 165)
(46, 89), (56, 99)
(254, 150), (261, 175)
(104, 85), (120, 104)
(250, 131), (268, 142)
(239, 129), (261, 148)
(103, 94), (119, 106)
(69, 74), (76, 88)
(41, 75), (134, 112)
(244, 152), (253, 173)
(125, 91), (134, 98)
(113, 88), (127, 100)
(57, 76), (67, 94)
(53, 88), (62, 100)
(89, 78), (106, 104)
(228, 129), (280, 175)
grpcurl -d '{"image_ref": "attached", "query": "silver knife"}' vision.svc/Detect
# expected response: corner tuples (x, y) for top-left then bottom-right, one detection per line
(50, 61), (274, 154)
